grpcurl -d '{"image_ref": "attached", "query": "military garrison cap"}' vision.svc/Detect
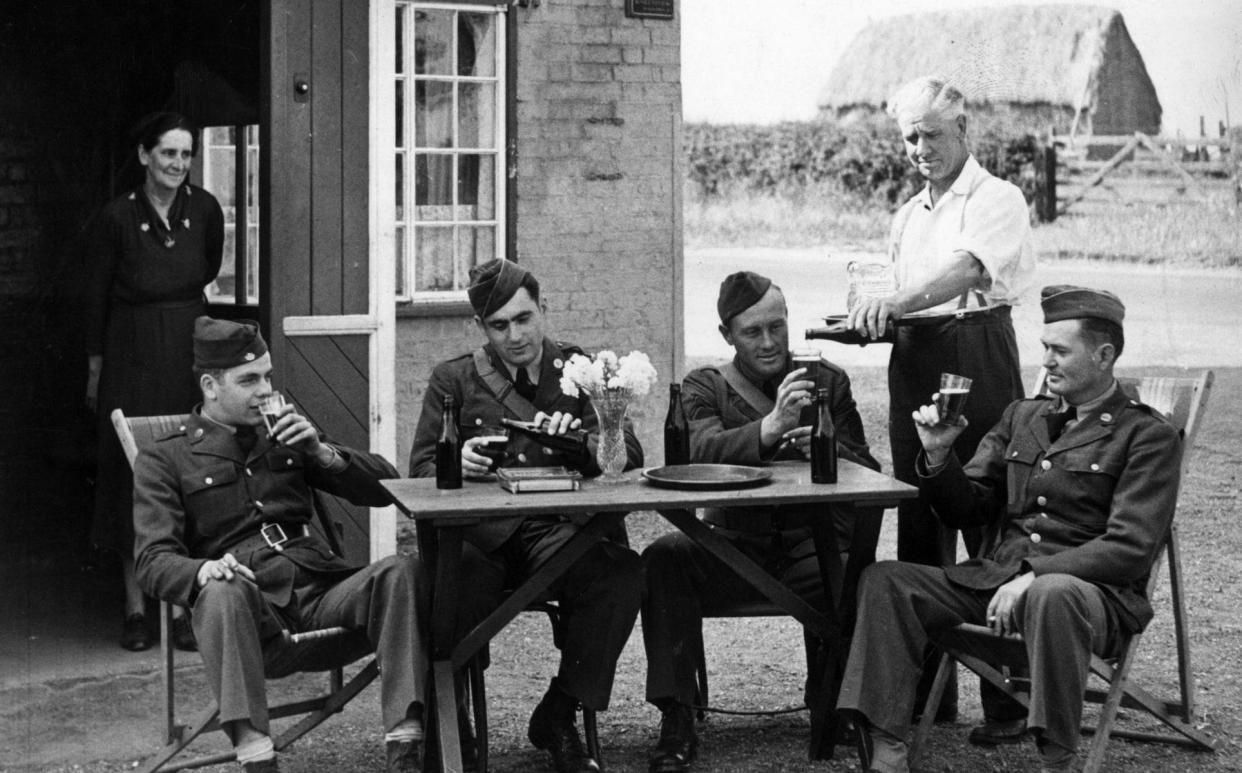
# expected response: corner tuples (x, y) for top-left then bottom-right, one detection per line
(193, 316), (268, 370)
(467, 259), (535, 318)
(717, 271), (773, 325)
(1040, 285), (1125, 327)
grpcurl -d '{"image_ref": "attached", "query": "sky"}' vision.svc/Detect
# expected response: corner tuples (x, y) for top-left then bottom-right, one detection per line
(681, 0), (1242, 137)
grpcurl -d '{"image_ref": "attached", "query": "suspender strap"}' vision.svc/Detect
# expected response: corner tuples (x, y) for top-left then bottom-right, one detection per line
(472, 348), (539, 421)
(719, 362), (775, 416)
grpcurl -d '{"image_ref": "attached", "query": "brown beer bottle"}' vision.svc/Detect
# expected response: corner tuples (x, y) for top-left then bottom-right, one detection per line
(435, 396), (463, 489)
(663, 383), (690, 466)
(810, 388), (837, 484)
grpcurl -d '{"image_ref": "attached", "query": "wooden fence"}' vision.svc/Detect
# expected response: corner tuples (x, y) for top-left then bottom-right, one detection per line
(1032, 131), (1237, 222)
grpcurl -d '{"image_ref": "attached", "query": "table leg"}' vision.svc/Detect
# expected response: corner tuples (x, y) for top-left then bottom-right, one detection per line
(656, 508), (832, 639)
(450, 512), (625, 670)
(427, 527), (465, 773)
(807, 517), (846, 760)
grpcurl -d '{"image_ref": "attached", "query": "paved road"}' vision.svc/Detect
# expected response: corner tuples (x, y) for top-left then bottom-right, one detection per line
(686, 247), (1242, 369)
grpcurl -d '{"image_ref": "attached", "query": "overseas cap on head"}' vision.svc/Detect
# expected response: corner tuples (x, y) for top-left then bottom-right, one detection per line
(467, 258), (532, 318)
(1040, 285), (1125, 327)
(193, 316), (268, 370)
(717, 271), (773, 325)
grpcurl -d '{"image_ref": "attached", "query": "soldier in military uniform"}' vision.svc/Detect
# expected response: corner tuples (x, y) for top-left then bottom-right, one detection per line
(837, 286), (1183, 773)
(408, 259), (644, 773)
(133, 318), (426, 773)
(642, 271), (881, 773)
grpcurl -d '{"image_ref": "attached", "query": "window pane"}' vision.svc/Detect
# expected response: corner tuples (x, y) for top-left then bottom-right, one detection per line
(206, 126), (234, 146)
(395, 79), (405, 148)
(415, 80), (453, 148)
(207, 148), (236, 211)
(414, 8), (453, 76)
(458, 154), (494, 220)
(415, 154), (454, 217)
(458, 14), (496, 77)
(457, 226), (495, 278)
(395, 4), (404, 74)
(246, 225), (260, 305)
(415, 226), (455, 291)
(395, 153), (404, 221)
(458, 82), (496, 149)
(395, 224), (407, 296)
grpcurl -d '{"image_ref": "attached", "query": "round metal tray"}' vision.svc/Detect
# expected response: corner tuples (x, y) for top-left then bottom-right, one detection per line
(641, 464), (773, 490)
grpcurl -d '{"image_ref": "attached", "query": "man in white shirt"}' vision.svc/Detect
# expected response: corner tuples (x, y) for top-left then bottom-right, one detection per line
(847, 75), (1035, 736)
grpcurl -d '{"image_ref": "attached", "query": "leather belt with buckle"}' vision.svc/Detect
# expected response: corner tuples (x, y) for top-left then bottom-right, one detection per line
(259, 522), (310, 552)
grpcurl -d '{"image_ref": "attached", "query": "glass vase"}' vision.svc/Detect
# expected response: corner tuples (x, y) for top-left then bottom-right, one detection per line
(591, 391), (630, 483)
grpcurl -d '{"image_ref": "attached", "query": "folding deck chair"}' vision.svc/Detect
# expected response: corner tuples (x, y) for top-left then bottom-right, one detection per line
(113, 409), (379, 773)
(909, 370), (1218, 772)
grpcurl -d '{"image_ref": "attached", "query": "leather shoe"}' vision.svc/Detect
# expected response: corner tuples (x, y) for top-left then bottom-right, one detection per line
(967, 718), (1029, 747)
(386, 739), (422, 773)
(648, 702), (697, 772)
(242, 759), (279, 773)
(121, 613), (152, 651)
(172, 614), (198, 652)
(528, 690), (600, 773)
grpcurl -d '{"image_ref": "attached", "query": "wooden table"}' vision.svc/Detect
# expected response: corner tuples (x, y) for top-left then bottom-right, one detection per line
(383, 461), (915, 772)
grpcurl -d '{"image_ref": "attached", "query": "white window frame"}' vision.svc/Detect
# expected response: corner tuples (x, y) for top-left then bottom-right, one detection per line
(202, 124), (261, 306)
(394, 0), (507, 305)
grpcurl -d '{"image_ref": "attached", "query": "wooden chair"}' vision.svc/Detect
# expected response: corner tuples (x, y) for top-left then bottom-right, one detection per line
(909, 370), (1217, 772)
(112, 409), (380, 773)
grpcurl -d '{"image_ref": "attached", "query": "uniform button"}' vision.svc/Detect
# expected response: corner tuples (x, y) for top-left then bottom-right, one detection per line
(1091, 463), (1100, 471)
(1040, 512), (1048, 519)
(246, 468), (253, 477)
(195, 428), (204, 438)
(543, 447), (554, 455)
(1011, 451), (1019, 458)
(204, 476), (213, 485)
(475, 417), (483, 425)
(1031, 533), (1042, 543)
(1041, 460), (1052, 471)
(1101, 413), (1113, 422)
(254, 500), (263, 508)
(1036, 495), (1047, 506)
(518, 453), (528, 463)
(286, 458), (294, 466)
(178, 425), (186, 431)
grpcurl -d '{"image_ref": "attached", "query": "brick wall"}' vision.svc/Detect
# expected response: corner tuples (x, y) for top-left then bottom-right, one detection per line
(395, 0), (683, 471)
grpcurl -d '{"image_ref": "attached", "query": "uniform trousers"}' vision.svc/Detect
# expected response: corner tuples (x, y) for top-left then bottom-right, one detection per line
(642, 524), (849, 707)
(887, 309), (1025, 719)
(192, 554), (427, 735)
(459, 517), (643, 711)
(837, 561), (1119, 753)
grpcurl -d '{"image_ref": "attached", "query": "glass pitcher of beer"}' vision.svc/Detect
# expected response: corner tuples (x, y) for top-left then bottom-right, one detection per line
(845, 261), (895, 312)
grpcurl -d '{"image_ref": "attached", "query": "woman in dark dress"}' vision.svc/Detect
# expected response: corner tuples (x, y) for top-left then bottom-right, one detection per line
(85, 112), (224, 650)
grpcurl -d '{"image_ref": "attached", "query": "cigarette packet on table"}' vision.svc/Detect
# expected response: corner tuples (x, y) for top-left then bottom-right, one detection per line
(496, 466), (583, 493)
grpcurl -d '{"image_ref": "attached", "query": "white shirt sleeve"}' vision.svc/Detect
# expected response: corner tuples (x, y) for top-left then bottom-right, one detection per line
(956, 178), (1036, 304)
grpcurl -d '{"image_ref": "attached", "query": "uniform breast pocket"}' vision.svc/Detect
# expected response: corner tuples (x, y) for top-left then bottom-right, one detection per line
(459, 405), (504, 437)
(180, 463), (242, 535)
(1057, 452), (1122, 525)
(1004, 443), (1039, 507)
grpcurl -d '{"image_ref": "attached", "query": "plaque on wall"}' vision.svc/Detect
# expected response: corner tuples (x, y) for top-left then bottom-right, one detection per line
(626, 0), (674, 21)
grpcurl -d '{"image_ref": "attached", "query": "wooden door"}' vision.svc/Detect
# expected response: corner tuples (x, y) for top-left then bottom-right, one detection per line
(262, 0), (397, 560)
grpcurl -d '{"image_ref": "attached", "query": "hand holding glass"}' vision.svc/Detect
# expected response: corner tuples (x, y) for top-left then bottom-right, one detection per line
(475, 425), (511, 473)
(935, 373), (972, 426)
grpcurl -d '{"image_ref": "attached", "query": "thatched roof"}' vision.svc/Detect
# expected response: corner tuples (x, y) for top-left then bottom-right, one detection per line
(818, 4), (1156, 115)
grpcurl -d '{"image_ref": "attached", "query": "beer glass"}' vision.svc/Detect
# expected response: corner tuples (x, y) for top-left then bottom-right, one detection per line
(936, 373), (972, 425)
(475, 425), (511, 473)
(259, 392), (286, 437)
(791, 347), (822, 389)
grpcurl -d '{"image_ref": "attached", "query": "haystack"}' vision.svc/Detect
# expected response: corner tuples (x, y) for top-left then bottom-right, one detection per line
(817, 4), (1161, 137)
